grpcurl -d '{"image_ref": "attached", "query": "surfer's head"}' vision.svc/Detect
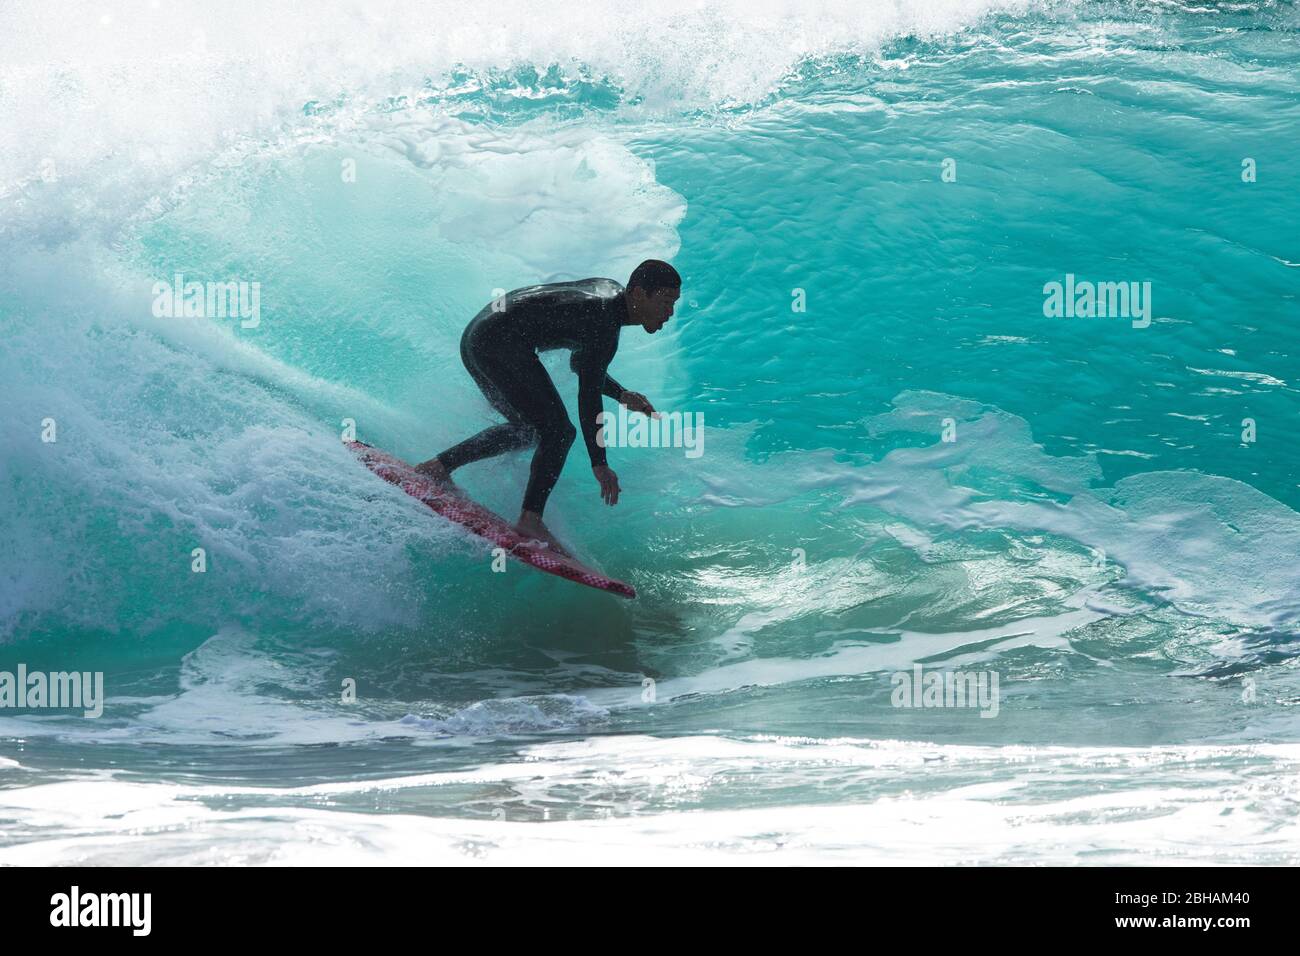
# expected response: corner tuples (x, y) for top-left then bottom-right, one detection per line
(625, 259), (680, 334)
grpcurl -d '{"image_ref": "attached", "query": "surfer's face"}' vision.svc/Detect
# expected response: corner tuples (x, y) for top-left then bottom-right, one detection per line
(632, 287), (679, 334)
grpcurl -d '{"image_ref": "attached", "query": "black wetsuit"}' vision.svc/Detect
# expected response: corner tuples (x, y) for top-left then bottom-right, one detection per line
(435, 278), (627, 515)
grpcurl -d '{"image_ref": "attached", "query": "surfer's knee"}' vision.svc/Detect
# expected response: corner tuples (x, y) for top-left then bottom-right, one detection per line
(537, 418), (575, 453)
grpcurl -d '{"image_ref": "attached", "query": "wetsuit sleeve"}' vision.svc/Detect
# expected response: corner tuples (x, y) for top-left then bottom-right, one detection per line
(602, 370), (626, 400)
(573, 345), (616, 468)
(570, 351), (625, 400)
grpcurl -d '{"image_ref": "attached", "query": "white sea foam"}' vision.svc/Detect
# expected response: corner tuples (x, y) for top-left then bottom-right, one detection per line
(1, 0), (1050, 189)
(1, 734), (1296, 864)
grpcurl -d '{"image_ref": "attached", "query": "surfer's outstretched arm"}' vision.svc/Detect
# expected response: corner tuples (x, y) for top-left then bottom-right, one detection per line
(574, 348), (623, 507)
(618, 390), (658, 417)
(571, 354), (625, 401)
(602, 373), (625, 399)
(569, 355), (656, 417)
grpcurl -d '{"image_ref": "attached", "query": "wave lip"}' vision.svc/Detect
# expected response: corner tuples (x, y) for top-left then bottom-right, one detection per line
(0, 0), (1048, 206)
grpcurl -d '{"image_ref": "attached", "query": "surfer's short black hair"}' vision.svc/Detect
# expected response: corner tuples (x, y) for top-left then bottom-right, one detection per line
(628, 259), (681, 296)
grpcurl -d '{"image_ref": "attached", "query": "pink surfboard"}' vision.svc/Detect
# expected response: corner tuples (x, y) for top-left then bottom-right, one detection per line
(348, 441), (636, 599)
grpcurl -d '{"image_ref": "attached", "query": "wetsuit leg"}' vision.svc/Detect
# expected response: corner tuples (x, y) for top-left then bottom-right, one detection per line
(435, 321), (576, 516)
(486, 352), (576, 515)
(435, 329), (537, 471)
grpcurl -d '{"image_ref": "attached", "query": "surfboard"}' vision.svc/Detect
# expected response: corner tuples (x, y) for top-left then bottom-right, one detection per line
(347, 441), (636, 599)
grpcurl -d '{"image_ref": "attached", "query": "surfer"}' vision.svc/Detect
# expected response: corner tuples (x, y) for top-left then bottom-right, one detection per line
(416, 260), (681, 556)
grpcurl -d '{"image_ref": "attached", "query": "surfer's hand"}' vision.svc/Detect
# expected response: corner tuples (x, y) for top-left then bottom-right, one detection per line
(593, 465), (621, 505)
(620, 390), (660, 419)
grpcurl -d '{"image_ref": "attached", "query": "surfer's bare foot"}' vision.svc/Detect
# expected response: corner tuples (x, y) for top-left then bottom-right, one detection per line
(515, 511), (572, 559)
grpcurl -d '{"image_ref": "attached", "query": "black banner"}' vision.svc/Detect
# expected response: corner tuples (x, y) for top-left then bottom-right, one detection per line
(0, 867), (1280, 941)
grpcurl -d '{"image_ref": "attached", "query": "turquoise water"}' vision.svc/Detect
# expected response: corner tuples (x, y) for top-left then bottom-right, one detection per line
(2, 0), (1299, 863)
